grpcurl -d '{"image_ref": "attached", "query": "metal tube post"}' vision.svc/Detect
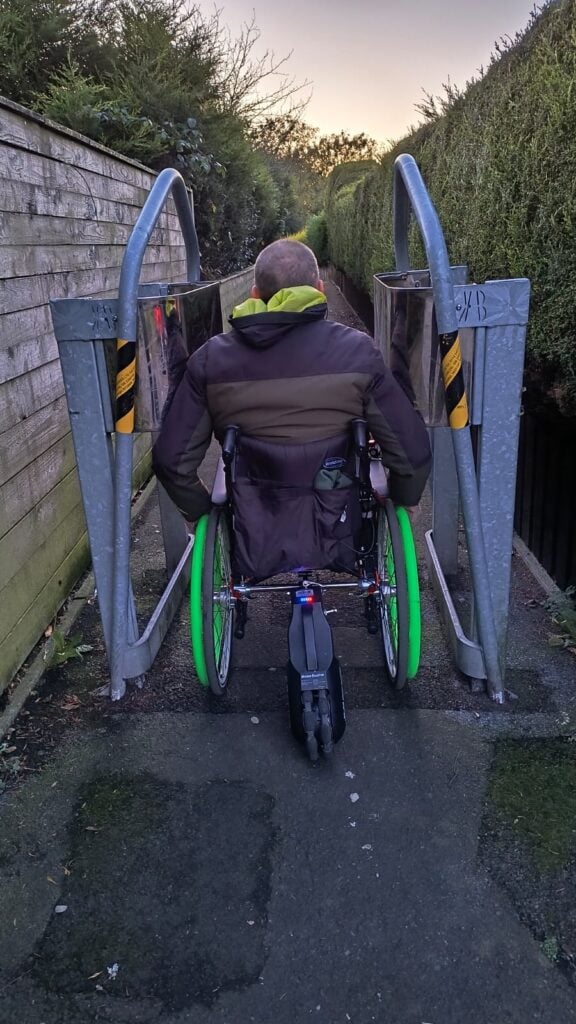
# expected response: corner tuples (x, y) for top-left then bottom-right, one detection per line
(393, 154), (504, 701)
(110, 169), (201, 700)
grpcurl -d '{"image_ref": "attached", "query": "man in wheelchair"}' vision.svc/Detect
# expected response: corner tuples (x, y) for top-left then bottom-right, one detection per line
(153, 240), (431, 758)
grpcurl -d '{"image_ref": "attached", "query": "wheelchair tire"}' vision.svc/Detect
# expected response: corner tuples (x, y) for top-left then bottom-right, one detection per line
(190, 514), (209, 687)
(203, 508), (234, 695)
(190, 509), (234, 694)
(396, 507), (421, 680)
(377, 499), (409, 690)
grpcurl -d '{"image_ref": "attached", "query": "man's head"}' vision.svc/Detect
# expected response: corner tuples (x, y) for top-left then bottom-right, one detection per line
(252, 239), (324, 303)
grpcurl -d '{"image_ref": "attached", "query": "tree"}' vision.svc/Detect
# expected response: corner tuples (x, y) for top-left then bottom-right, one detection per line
(251, 117), (381, 228)
(304, 131), (381, 177)
(210, 13), (311, 121)
(105, 1), (221, 124)
(251, 114), (318, 161)
(0, 0), (113, 104)
(0, 0), (350, 273)
(254, 119), (381, 179)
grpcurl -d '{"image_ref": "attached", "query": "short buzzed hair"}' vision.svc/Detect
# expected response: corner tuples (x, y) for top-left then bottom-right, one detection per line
(254, 239), (320, 302)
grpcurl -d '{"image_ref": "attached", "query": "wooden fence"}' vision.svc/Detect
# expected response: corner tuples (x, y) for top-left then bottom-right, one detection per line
(0, 98), (194, 693)
(514, 396), (576, 591)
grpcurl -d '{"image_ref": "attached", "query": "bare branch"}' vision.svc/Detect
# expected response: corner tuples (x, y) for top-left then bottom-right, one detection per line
(202, 7), (312, 122)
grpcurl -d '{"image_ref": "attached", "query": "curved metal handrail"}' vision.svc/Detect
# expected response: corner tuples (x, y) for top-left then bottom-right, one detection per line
(111, 169), (200, 700)
(393, 155), (457, 334)
(117, 167), (201, 342)
(392, 154), (504, 701)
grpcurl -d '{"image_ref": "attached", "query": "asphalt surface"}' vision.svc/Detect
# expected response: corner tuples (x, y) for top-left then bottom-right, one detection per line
(1, 281), (576, 1023)
(2, 713), (576, 1024)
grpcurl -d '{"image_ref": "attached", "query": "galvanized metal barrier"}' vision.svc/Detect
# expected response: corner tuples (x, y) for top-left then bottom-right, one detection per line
(51, 168), (224, 699)
(50, 158), (528, 701)
(373, 154), (530, 698)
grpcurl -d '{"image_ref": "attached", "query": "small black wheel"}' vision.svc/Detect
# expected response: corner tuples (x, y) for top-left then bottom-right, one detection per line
(306, 733), (319, 763)
(317, 689), (334, 756)
(376, 499), (409, 689)
(302, 692), (319, 762)
(202, 508), (234, 695)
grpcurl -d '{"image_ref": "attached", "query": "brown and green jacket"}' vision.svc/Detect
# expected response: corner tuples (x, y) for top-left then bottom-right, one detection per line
(152, 286), (431, 579)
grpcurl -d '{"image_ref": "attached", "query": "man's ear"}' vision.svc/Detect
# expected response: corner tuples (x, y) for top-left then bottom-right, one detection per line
(316, 279), (325, 293)
(250, 285), (261, 299)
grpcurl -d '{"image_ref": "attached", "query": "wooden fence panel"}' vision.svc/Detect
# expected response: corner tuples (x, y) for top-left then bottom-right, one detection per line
(219, 267), (256, 328)
(0, 97), (190, 692)
(514, 402), (576, 590)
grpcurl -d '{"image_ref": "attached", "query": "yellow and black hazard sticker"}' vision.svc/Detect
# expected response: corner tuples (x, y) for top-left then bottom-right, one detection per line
(439, 331), (469, 429)
(115, 338), (136, 433)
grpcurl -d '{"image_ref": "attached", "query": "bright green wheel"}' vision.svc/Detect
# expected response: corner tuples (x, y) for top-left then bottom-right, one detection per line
(377, 499), (409, 689)
(190, 514), (209, 687)
(396, 507), (421, 680)
(202, 508), (234, 695)
(190, 509), (234, 694)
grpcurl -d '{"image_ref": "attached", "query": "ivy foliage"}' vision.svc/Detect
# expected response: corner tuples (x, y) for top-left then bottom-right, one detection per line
(324, 0), (576, 413)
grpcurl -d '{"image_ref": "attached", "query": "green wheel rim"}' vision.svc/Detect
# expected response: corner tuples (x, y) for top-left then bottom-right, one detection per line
(396, 507), (421, 679)
(190, 514), (209, 687)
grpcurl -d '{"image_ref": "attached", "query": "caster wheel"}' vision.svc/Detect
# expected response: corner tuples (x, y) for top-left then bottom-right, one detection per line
(306, 734), (319, 762)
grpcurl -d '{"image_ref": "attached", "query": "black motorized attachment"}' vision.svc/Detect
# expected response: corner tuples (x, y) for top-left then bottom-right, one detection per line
(287, 584), (346, 762)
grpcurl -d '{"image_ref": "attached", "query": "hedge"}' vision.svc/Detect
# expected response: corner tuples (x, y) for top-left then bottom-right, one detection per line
(325, 0), (576, 413)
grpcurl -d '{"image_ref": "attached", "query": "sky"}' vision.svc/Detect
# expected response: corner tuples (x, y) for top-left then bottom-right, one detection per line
(199, 0), (540, 143)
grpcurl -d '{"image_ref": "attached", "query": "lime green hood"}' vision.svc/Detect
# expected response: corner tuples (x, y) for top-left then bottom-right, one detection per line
(231, 286), (326, 319)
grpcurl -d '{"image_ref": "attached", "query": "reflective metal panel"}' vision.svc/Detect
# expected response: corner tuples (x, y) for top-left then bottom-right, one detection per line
(98, 282), (223, 430)
(373, 267), (472, 427)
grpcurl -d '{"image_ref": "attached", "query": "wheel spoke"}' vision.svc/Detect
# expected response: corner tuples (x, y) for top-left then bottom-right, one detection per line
(378, 512), (398, 675)
(376, 501), (408, 688)
(385, 532), (398, 644)
(213, 520), (233, 682)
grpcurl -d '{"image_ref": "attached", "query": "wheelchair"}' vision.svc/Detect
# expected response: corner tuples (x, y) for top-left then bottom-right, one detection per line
(189, 419), (421, 761)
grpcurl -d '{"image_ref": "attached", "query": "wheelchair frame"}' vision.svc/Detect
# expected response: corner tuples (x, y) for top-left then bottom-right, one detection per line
(190, 419), (420, 760)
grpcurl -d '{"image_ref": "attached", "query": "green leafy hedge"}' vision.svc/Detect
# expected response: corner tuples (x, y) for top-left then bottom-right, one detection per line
(304, 212), (329, 264)
(325, 0), (576, 413)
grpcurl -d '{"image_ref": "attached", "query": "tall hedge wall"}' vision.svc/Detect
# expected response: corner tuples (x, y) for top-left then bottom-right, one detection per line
(325, 0), (576, 413)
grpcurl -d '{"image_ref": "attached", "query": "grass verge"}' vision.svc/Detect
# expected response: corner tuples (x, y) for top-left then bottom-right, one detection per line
(488, 738), (576, 872)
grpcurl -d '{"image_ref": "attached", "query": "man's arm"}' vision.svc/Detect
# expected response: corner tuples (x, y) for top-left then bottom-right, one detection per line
(152, 347), (213, 522)
(364, 348), (431, 507)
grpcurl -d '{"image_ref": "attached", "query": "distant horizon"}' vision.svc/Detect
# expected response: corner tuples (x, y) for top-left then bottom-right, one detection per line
(199, 0), (541, 143)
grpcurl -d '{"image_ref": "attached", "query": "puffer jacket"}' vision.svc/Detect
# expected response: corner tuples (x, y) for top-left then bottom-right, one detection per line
(152, 286), (431, 579)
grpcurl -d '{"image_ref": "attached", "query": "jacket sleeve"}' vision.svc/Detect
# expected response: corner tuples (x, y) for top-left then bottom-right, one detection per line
(364, 347), (431, 506)
(152, 346), (213, 522)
